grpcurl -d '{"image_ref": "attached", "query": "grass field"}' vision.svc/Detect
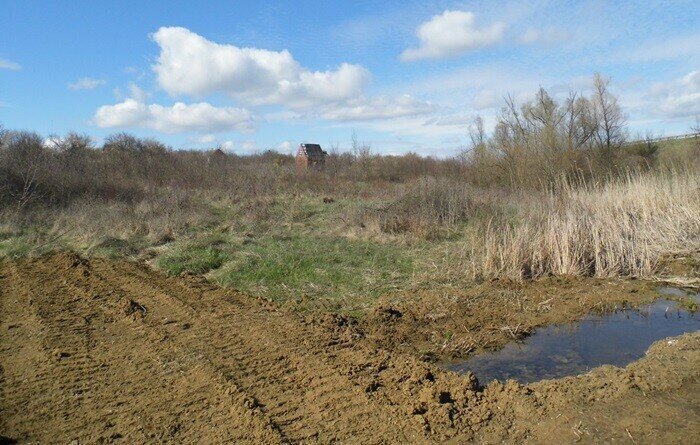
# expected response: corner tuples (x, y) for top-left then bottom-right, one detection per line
(1, 119), (698, 313)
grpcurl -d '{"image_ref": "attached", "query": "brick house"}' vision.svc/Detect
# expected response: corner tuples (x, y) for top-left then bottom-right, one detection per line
(295, 143), (327, 171)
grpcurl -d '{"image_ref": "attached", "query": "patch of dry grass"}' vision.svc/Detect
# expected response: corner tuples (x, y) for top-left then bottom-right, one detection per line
(472, 169), (700, 279)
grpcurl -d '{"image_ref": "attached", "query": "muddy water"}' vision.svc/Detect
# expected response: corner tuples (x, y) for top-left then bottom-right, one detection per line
(447, 288), (699, 384)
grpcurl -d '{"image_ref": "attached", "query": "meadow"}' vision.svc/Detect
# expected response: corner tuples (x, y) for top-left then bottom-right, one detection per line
(2, 83), (699, 312)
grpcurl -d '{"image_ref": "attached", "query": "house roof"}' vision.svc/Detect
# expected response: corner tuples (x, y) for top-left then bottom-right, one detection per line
(299, 143), (326, 158)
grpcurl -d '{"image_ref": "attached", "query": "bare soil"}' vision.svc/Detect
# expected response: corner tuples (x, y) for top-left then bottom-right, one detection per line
(363, 277), (662, 359)
(1, 253), (698, 444)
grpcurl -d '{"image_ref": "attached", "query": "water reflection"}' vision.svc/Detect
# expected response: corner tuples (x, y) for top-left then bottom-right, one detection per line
(446, 290), (699, 384)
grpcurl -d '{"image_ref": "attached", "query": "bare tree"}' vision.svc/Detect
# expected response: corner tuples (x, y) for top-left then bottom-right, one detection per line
(457, 115), (490, 166)
(562, 92), (595, 151)
(692, 115), (700, 134)
(500, 94), (528, 144)
(469, 116), (487, 152)
(2, 131), (49, 210)
(591, 73), (626, 152)
(350, 130), (373, 179)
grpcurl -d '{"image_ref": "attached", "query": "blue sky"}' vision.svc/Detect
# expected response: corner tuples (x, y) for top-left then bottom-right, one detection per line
(1, 0), (699, 156)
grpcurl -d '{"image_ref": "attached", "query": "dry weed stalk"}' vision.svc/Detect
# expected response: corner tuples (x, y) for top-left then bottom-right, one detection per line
(473, 169), (700, 280)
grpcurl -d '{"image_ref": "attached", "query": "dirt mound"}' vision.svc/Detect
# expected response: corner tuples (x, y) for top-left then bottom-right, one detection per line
(1, 254), (698, 443)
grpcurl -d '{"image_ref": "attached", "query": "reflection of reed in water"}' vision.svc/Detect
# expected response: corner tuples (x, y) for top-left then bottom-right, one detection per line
(447, 296), (699, 384)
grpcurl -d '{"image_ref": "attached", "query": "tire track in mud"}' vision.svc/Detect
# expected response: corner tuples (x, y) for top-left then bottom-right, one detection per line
(86, 258), (427, 443)
(0, 254), (432, 444)
(0, 256), (284, 444)
(2, 253), (699, 444)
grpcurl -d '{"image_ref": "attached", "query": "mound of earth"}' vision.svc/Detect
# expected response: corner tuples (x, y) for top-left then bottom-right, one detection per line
(1, 253), (698, 443)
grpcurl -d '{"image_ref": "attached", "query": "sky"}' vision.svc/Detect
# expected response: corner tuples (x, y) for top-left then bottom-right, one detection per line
(1, 0), (699, 156)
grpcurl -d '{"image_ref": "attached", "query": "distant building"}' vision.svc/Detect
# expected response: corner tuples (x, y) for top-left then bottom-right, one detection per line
(295, 143), (327, 171)
(206, 148), (227, 165)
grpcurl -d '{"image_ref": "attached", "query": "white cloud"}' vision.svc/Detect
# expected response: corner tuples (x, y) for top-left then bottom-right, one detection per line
(190, 134), (217, 145)
(0, 58), (21, 70)
(624, 34), (700, 63)
(519, 29), (540, 45)
(647, 70), (700, 119)
(472, 89), (501, 110)
(241, 141), (257, 152)
(93, 99), (256, 134)
(43, 136), (64, 149)
(401, 11), (505, 61)
(151, 26), (370, 108)
(319, 95), (435, 121)
(68, 77), (107, 90)
(111, 82), (151, 102)
(330, 110), (475, 141)
(219, 140), (236, 151)
(127, 83), (150, 102)
(372, 117), (467, 139)
(278, 140), (294, 152)
(518, 27), (569, 45)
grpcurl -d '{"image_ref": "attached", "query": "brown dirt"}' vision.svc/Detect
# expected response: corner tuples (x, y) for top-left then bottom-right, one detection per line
(1, 253), (698, 444)
(363, 277), (661, 359)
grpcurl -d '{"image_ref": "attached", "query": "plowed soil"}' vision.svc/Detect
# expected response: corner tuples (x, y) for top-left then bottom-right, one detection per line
(1, 253), (699, 444)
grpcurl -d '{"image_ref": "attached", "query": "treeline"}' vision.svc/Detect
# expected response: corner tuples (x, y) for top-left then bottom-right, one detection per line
(463, 74), (660, 188)
(1, 74), (697, 210)
(0, 129), (465, 209)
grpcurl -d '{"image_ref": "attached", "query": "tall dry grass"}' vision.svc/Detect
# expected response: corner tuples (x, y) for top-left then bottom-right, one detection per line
(473, 169), (700, 279)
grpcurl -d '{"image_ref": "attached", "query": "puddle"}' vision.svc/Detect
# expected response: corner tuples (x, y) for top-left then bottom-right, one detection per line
(446, 288), (699, 385)
(657, 286), (697, 298)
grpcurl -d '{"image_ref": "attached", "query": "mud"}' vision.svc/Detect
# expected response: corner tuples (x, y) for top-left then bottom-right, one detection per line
(446, 297), (699, 383)
(363, 277), (663, 360)
(1, 253), (699, 444)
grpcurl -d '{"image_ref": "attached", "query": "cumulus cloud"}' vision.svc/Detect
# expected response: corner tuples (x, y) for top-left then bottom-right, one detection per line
(112, 82), (151, 103)
(68, 77), (107, 90)
(92, 26), (440, 136)
(127, 83), (150, 102)
(241, 141), (258, 152)
(93, 99), (256, 134)
(0, 58), (21, 70)
(401, 11), (505, 61)
(151, 26), (370, 108)
(319, 95), (435, 121)
(648, 70), (700, 118)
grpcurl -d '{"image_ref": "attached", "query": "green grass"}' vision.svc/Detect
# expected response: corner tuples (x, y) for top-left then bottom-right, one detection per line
(0, 230), (67, 260)
(0, 236), (35, 259)
(87, 236), (144, 259)
(209, 235), (413, 306)
(147, 194), (426, 311)
(0, 194), (451, 312)
(157, 235), (231, 275)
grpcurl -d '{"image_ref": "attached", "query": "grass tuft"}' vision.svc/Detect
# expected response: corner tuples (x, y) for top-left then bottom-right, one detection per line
(157, 239), (230, 275)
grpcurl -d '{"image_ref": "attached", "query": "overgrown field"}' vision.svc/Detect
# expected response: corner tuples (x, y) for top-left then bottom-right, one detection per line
(2, 84), (699, 312)
(2, 144), (697, 312)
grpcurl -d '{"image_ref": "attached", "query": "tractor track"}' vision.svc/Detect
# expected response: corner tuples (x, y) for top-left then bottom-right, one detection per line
(1, 253), (698, 444)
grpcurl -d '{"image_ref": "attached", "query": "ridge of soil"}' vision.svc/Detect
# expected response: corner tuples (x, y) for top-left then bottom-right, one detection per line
(1, 253), (698, 444)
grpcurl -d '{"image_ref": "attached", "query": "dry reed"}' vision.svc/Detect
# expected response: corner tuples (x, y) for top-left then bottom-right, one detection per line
(473, 169), (700, 279)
